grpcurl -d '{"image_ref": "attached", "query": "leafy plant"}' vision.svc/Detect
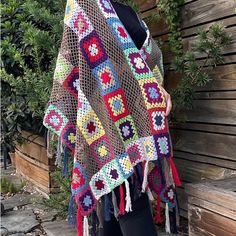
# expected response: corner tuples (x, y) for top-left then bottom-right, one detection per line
(0, 177), (25, 194)
(1, 0), (65, 151)
(171, 23), (232, 115)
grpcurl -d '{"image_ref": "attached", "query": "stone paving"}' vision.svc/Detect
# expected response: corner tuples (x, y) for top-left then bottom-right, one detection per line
(1, 166), (182, 236)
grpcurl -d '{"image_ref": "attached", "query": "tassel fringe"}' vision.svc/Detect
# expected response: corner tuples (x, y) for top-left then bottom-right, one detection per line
(77, 207), (83, 236)
(169, 157), (182, 187)
(83, 216), (89, 236)
(147, 187), (154, 201)
(165, 203), (171, 234)
(111, 191), (120, 219)
(142, 161), (149, 192)
(119, 184), (125, 215)
(154, 194), (162, 224)
(124, 179), (132, 212)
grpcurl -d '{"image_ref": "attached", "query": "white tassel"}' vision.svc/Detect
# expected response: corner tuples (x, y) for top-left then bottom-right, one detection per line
(46, 130), (52, 158)
(124, 179), (132, 212)
(142, 161), (149, 192)
(147, 187), (154, 201)
(55, 138), (62, 167)
(165, 203), (171, 234)
(83, 216), (89, 236)
(111, 191), (120, 219)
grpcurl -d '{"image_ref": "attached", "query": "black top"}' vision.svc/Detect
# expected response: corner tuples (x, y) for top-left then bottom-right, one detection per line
(110, 1), (147, 49)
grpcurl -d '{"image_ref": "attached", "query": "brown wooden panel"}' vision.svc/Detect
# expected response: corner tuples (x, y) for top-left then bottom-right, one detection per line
(142, 5), (236, 38)
(184, 99), (236, 125)
(172, 122), (236, 135)
(188, 205), (236, 236)
(166, 65), (236, 91)
(173, 158), (236, 183)
(195, 91), (236, 99)
(181, 0), (236, 29)
(174, 150), (236, 170)
(172, 129), (236, 160)
(15, 151), (50, 188)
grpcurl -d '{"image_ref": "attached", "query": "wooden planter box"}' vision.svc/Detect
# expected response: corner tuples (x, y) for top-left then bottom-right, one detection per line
(15, 131), (59, 194)
(185, 178), (236, 236)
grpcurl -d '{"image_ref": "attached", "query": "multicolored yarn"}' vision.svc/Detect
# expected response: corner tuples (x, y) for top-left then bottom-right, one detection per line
(43, 0), (181, 235)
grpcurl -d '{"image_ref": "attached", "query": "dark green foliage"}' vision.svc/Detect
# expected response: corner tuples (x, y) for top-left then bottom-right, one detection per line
(1, 0), (65, 150)
(171, 23), (232, 115)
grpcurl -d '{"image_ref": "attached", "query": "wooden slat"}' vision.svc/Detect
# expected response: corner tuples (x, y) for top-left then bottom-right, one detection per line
(195, 91), (236, 99)
(172, 122), (236, 135)
(188, 196), (236, 220)
(174, 158), (236, 183)
(185, 99), (236, 125)
(188, 205), (236, 236)
(174, 150), (236, 170)
(15, 151), (50, 188)
(166, 64), (236, 91)
(185, 179), (236, 211)
(172, 129), (236, 160)
(143, 5), (236, 37)
(181, 0), (236, 29)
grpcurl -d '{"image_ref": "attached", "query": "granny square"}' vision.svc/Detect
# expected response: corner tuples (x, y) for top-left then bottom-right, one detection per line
(90, 171), (110, 200)
(124, 48), (152, 80)
(102, 159), (124, 189)
(148, 108), (168, 134)
(61, 123), (76, 152)
(138, 77), (166, 109)
(43, 104), (69, 136)
(117, 153), (133, 178)
(63, 67), (79, 98)
(80, 31), (108, 69)
(77, 110), (105, 145)
(90, 134), (115, 166)
(115, 115), (138, 145)
(154, 133), (172, 159)
(71, 161), (89, 195)
(92, 59), (120, 95)
(107, 17), (133, 49)
(103, 88), (129, 122)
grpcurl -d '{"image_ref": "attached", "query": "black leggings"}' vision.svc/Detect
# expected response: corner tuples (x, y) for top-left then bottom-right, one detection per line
(99, 193), (158, 236)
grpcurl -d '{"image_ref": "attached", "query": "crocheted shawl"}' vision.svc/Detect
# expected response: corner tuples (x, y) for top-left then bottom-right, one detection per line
(43, 0), (181, 234)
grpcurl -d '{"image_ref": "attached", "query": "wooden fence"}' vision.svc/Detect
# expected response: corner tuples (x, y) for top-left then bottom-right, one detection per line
(136, 0), (236, 217)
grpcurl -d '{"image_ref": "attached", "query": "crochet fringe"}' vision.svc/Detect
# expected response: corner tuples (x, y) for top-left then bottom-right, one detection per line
(124, 179), (132, 212)
(119, 184), (125, 215)
(77, 207), (83, 236)
(111, 190), (120, 219)
(142, 161), (149, 192)
(83, 216), (89, 236)
(165, 203), (171, 234)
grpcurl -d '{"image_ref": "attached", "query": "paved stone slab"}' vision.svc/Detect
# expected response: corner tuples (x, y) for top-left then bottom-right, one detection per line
(42, 219), (77, 236)
(1, 209), (40, 233)
(2, 193), (35, 211)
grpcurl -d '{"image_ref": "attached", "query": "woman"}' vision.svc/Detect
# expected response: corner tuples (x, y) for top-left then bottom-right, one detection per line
(43, 0), (181, 235)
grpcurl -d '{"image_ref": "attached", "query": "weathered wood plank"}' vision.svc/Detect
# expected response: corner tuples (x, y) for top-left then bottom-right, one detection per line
(184, 99), (236, 125)
(181, 0), (236, 29)
(185, 179), (236, 210)
(172, 122), (236, 135)
(143, 5), (236, 38)
(188, 205), (236, 236)
(173, 150), (236, 170)
(172, 129), (236, 160)
(166, 65), (236, 92)
(173, 158), (236, 183)
(15, 151), (50, 188)
(189, 196), (236, 220)
(195, 91), (236, 99)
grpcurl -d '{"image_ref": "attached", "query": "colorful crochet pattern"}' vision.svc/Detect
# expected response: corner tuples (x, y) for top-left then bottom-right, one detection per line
(43, 0), (181, 235)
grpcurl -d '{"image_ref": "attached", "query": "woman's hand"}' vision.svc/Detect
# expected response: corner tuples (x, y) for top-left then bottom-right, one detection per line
(161, 87), (172, 116)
